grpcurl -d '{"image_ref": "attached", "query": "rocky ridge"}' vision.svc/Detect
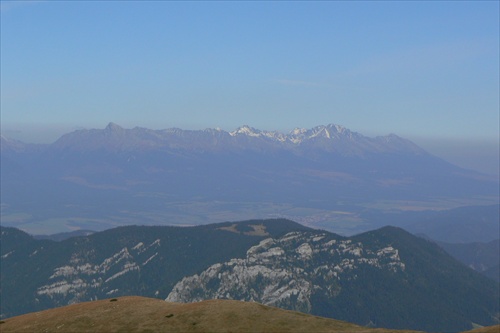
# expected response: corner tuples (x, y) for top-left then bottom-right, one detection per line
(35, 239), (162, 303)
(2, 223), (499, 332)
(166, 230), (405, 313)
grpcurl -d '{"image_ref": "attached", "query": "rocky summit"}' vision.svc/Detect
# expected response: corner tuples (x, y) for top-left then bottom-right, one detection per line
(166, 230), (405, 313)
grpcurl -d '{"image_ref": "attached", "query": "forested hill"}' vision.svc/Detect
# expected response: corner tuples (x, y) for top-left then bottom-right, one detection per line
(0, 219), (310, 318)
(2, 219), (498, 332)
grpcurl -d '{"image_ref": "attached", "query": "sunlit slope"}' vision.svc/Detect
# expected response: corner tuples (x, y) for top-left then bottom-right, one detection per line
(0, 296), (422, 333)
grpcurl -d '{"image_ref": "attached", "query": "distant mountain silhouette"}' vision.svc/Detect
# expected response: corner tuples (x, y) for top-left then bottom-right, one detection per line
(1, 123), (498, 235)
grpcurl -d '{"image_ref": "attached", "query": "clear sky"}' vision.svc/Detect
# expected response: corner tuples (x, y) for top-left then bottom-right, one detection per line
(1, 1), (499, 175)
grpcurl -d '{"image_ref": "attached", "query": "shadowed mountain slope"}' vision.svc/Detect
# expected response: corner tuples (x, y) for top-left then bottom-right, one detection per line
(1, 221), (498, 332)
(437, 239), (500, 282)
(165, 225), (499, 332)
(0, 219), (311, 319)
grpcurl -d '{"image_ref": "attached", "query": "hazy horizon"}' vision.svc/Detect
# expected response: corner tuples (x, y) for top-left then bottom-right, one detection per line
(1, 1), (499, 175)
(1, 122), (499, 178)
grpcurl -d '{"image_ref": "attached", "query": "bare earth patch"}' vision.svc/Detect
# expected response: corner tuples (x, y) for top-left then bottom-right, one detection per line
(218, 224), (270, 236)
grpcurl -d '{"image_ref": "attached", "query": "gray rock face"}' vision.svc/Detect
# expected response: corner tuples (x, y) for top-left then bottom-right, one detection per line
(166, 231), (405, 313)
(35, 239), (161, 304)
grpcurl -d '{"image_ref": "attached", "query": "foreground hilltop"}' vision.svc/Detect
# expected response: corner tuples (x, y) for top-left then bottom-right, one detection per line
(0, 296), (422, 333)
(2, 297), (498, 333)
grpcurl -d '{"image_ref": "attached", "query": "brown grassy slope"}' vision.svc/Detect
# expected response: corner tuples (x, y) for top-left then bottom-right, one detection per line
(464, 326), (500, 333)
(0, 296), (421, 333)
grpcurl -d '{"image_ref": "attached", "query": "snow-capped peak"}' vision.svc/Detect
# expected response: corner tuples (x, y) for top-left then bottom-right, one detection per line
(49, 122), (424, 156)
(230, 125), (261, 137)
(309, 126), (331, 139)
(285, 124), (352, 143)
(291, 128), (307, 135)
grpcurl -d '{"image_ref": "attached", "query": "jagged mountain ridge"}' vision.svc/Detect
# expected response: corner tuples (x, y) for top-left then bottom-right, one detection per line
(46, 122), (425, 155)
(166, 230), (407, 312)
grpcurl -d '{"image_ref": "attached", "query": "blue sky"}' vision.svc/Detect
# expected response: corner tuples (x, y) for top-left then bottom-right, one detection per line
(1, 1), (499, 175)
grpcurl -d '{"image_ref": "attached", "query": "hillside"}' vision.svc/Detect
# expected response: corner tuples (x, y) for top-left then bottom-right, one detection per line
(166, 226), (499, 332)
(0, 296), (422, 333)
(2, 297), (498, 333)
(2, 220), (498, 332)
(402, 205), (500, 243)
(466, 326), (500, 333)
(359, 205), (500, 244)
(437, 239), (500, 282)
(0, 219), (310, 319)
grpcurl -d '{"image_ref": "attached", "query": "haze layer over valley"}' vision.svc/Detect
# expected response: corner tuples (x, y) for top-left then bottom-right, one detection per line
(1, 123), (497, 236)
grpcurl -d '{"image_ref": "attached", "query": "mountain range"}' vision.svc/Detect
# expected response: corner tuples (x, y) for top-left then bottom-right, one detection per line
(42, 122), (426, 154)
(2, 123), (498, 332)
(1, 123), (498, 236)
(1, 219), (498, 332)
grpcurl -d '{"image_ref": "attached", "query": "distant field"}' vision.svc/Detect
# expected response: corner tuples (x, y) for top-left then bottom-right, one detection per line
(361, 196), (499, 211)
(1, 196), (498, 236)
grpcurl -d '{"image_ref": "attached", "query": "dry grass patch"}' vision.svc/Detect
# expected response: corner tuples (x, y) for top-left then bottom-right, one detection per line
(462, 325), (500, 333)
(2, 296), (425, 332)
